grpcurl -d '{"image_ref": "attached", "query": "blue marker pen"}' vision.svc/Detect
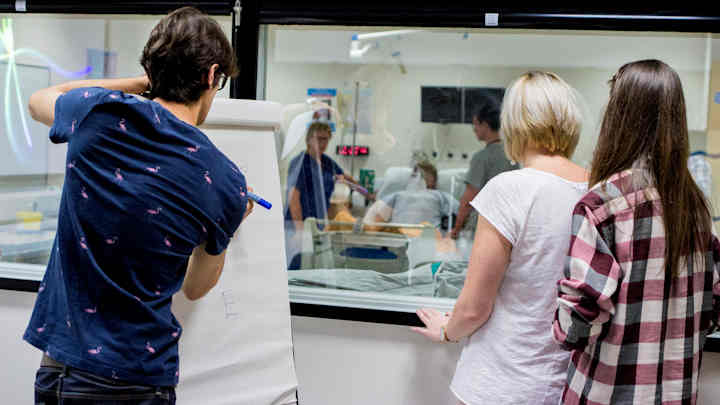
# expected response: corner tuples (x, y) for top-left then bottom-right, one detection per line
(247, 191), (272, 210)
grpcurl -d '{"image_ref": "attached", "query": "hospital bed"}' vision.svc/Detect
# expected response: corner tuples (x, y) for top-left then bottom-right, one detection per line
(363, 166), (467, 200)
(288, 260), (468, 298)
(294, 165), (470, 274)
(300, 217), (437, 273)
(350, 166), (467, 227)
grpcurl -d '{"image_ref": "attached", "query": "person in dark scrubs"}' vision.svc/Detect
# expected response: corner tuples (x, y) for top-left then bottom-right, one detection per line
(285, 121), (359, 269)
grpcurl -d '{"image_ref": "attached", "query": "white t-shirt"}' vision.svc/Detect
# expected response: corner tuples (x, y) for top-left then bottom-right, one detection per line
(450, 168), (587, 405)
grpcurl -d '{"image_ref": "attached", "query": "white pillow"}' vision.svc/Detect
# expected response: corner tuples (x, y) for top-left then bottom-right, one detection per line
(376, 167), (413, 200)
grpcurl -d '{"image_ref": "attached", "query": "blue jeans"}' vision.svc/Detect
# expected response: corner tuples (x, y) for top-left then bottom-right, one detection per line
(34, 364), (175, 405)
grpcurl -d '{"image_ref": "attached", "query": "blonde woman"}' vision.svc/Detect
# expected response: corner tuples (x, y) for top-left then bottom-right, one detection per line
(413, 72), (588, 404)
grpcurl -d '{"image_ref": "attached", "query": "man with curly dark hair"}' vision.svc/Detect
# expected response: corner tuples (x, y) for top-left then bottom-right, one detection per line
(24, 7), (251, 404)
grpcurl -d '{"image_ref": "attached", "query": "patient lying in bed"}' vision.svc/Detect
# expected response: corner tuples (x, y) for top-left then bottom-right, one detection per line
(364, 190), (458, 229)
(324, 161), (461, 259)
(362, 161), (459, 231)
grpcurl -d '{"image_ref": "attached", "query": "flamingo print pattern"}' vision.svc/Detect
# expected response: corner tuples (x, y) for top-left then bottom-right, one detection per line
(114, 168), (124, 182)
(23, 87), (242, 387)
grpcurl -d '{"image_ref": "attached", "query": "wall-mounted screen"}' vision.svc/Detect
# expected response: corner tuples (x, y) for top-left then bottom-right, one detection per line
(421, 86), (504, 124)
(463, 87), (505, 124)
(420, 86), (461, 123)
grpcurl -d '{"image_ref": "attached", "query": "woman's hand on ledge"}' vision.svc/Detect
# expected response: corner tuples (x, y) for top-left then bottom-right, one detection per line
(411, 308), (449, 343)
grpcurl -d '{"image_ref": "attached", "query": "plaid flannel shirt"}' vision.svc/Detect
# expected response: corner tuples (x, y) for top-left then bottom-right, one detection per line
(553, 169), (720, 405)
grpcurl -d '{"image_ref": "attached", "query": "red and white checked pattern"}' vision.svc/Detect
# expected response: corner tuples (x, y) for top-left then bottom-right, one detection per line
(553, 169), (720, 405)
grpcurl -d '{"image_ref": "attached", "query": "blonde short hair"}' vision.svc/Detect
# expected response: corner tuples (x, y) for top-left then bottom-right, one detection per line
(500, 71), (582, 162)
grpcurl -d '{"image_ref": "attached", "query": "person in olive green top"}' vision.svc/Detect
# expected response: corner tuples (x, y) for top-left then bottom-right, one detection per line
(450, 101), (518, 239)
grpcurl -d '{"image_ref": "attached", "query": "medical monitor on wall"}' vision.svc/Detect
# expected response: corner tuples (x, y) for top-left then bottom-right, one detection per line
(421, 86), (504, 124)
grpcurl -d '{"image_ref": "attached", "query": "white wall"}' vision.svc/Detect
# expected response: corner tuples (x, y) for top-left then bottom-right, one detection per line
(291, 316), (462, 404)
(269, 63), (708, 188)
(0, 13), (232, 179)
(0, 290), (44, 404)
(699, 352), (720, 401)
(266, 28), (711, 184)
(0, 15), (106, 175)
(2, 292), (719, 404)
(107, 14), (232, 100)
(291, 315), (720, 405)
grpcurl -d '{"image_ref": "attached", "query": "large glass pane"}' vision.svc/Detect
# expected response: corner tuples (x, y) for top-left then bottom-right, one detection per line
(263, 25), (714, 312)
(0, 14), (231, 279)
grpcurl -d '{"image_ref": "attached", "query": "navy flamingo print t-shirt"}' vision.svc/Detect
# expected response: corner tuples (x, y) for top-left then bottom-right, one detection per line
(23, 87), (248, 387)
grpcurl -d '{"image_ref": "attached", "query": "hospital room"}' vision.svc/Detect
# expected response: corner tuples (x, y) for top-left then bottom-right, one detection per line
(270, 26), (714, 301)
(0, 3), (719, 405)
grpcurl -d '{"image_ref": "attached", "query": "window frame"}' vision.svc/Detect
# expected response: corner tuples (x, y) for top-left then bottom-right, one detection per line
(0, 6), (718, 350)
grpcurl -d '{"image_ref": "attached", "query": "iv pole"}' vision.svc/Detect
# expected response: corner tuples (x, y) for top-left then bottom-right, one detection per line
(350, 80), (359, 179)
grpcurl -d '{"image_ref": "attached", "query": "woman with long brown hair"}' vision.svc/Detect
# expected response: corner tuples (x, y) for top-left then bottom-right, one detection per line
(553, 59), (720, 404)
